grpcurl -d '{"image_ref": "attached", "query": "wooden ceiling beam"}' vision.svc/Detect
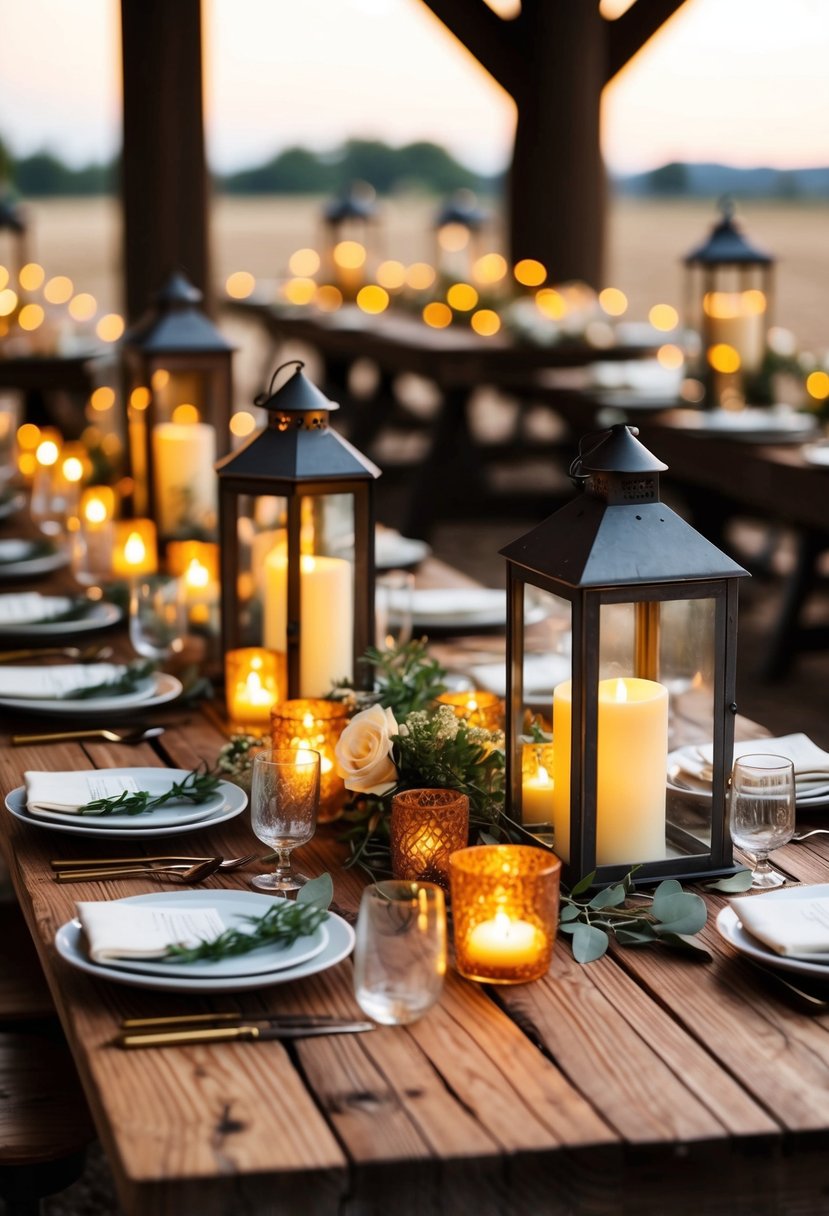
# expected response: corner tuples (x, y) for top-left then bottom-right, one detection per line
(419, 0), (523, 97)
(604, 0), (690, 84)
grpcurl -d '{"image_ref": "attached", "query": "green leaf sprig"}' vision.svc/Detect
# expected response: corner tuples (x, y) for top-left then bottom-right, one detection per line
(559, 869), (710, 964)
(165, 873), (333, 964)
(79, 765), (221, 816)
(65, 659), (156, 701)
(332, 638), (447, 719)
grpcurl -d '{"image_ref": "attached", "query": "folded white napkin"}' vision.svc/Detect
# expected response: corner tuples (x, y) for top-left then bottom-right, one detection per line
(0, 593), (74, 625)
(402, 588), (504, 620)
(77, 902), (227, 963)
(734, 892), (829, 957)
(25, 770), (141, 815)
(0, 663), (128, 700)
(672, 734), (829, 797)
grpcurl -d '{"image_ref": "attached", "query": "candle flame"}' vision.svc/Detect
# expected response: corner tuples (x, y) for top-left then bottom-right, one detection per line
(84, 498), (107, 524)
(691, 670), (704, 690)
(536, 764), (549, 783)
(124, 530), (146, 566)
(614, 678), (628, 704)
(295, 748), (316, 765)
(185, 557), (210, 589)
(302, 712), (315, 729)
(494, 910), (512, 935)
(465, 697), (479, 713)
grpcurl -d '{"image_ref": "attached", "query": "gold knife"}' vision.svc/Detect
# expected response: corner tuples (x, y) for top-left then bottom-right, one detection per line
(122, 1012), (358, 1029)
(115, 1021), (375, 1049)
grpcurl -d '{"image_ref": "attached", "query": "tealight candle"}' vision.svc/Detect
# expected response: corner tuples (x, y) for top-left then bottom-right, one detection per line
(270, 698), (349, 823)
(390, 788), (469, 890)
(435, 690), (503, 731)
(112, 519), (158, 578)
(450, 845), (561, 985)
(225, 648), (280, 731)
(521, 741), (555, 829)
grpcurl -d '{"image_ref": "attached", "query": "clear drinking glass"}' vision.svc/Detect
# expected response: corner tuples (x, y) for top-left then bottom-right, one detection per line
(353, 880), (447, 1025)
(129, 576), (186, 660)
(375, 570), (415, 651)
(250, 748), (320, 892)
(729, 753), (796, 889)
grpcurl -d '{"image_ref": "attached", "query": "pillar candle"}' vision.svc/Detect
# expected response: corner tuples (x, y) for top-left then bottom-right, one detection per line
(263, 550), (353, 696)
(703, 291), (766, 373)
(552, 677), (668, 866)
(151, 421), (216, 536)
(522, 754), (555, 826)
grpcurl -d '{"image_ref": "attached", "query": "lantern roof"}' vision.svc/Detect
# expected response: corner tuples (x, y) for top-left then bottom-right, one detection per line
(435, 189), (487, 231)
(501, 426), (747, 588)
(216, 362), (380, 487)
(684, 198), (772, 268)
(323, 184), (377, 225)
(124, 270), (235, 353)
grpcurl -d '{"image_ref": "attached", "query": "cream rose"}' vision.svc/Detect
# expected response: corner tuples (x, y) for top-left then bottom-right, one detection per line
(335, 704), (399, 795)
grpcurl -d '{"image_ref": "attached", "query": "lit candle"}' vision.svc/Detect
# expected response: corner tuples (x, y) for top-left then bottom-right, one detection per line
(522, 760), (555, 826)
(166, 540), (219, 579)
(551, 677), (668, 866)
(78, 487), (115, 574)
(436, 690), (503, 731)
(270, 698), (349, 823)
(465, 911), (547, 972)
(112, 519), (158, 578)
(151, 419), (217, 536)
(225, 648), (280, 729)
(263, 550), (353, 697)
(390, 788), (469, 890)
(703, 290), (766, 373)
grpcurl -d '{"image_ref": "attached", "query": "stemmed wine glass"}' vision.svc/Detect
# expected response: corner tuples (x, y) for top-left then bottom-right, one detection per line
(250, 749), (320, 892)
(728, 753), (796, 888)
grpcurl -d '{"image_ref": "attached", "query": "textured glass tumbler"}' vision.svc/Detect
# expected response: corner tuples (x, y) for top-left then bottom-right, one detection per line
(390, 788), (469, 890)
(354, 881), (447, 1025)
(450, 845), (561, 984)
(250, 748), (320, 892)
(729, 753), (795, 889)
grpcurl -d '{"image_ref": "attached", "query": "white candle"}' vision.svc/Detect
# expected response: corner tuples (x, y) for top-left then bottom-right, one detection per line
(151, 421), (216, 536)
(522, 762), (555, 826)
(552, 677), (668, 865)
(703, 291), (766, 373)
(262, 550), (353, 696)
(465, 911), (546, 971)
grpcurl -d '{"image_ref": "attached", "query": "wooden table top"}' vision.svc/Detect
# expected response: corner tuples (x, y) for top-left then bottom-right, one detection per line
(2, 576), (829, 1214)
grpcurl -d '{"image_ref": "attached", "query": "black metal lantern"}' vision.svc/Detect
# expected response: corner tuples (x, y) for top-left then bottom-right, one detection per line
(320, 184), (378, 301)
(122, 271), (235, 538)
(684, 199), (774, 408)
(216, 360), (380, 699)
(501, 424), (748, 887)
(434, 190), (488, 284)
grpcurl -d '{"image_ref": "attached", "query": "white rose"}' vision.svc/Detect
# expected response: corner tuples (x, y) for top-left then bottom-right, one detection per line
(335, 704), (399, 796)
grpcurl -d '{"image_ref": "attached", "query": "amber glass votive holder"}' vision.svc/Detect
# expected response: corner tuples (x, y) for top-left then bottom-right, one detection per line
(225, 647), (280, 733)
(390, 788), (469, 890)
(435, 690), (503, 731)
(270, 698), (349, 823)
(449, 845), (561, 984)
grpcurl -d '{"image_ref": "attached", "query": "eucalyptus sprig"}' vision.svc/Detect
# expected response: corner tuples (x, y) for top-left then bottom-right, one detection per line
(66, 659), (156, 701)
(333, 638), (447, 719)
(79, 765), (221, 816)
(165, 874), (333, 963)
(559, 868), (710, 964)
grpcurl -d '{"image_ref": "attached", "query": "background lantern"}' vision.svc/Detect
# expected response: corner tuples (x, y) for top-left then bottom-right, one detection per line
(683, 198), (774, 408)
(434, 189), (488, 284)
(216, 359), (380, 699)
(122, 271), (235, 539)
(501, 424), (748, 887)
(320, 183), (378, 302)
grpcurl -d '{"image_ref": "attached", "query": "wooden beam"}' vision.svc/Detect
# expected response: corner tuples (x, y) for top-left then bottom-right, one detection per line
(604, 0), (690, 83)
(120, 0), (211, 322)
(419, 0), (522, 97)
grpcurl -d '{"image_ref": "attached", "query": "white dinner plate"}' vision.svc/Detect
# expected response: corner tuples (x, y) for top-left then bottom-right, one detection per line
(5, 779), (247, 839)
(389, 587), (547, 632)
(716, 885), (829, 978)
(0, 671), (182, 717)
(55, 889), (355, 992)
(0, 538), (69, 579)
(375, 529), (431, 571)
(667, 746), (829, 811)
(673, 407), (817, 445)
(0, 598), (122, 641)
(24, 768), (229, 830)
(801, 442), (829, 469)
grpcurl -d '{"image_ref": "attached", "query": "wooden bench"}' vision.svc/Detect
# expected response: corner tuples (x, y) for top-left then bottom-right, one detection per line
(0, 903), (55, 1026)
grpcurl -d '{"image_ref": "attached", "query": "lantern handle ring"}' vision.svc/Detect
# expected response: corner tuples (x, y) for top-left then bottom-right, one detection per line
(254, 360), (306, 407)
(569, 424), (641, 485)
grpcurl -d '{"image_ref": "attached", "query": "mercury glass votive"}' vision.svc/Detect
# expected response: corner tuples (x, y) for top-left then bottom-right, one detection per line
(270, 698), (349, 823)
(435, 690), (503, 731)
(449, 845), (561, 985)
(390, 788), (469, 890)
(225, 647), (280, 733)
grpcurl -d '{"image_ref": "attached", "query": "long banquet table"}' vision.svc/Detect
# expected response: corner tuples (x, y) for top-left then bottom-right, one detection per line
(3, 594), (829, 1213)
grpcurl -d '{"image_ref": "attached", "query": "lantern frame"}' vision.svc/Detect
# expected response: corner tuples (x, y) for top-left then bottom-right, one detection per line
(122, 271), (235, 534)
(216, 360), (380, 699)
(319, 185), (379, 301)
(683, 199), (774, 407)
(502, 424), (748, 888)
(433, 190), (488, 284)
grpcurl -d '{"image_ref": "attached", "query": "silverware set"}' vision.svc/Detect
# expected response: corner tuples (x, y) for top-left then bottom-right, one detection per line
(114, 1011), (375, 1049)
(51, 852), (258, 884)
(13, 726), (165, 746)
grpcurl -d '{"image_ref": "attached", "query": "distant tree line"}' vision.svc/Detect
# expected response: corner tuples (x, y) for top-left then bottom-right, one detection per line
(0, 134), (494, 198)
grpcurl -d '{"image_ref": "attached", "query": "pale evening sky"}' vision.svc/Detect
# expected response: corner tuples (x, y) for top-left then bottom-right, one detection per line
(0, 0), (827, 176)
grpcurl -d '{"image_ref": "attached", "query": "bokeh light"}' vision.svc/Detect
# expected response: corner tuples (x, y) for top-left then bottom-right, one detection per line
(226, 271), (255, 299)
(405, 262), (436, 291)
(62, 456), (84, 483)
(151, 369), (170, 390)
(69, 293), (97, 321)
(36, 439), (60, 467)
(437, 223), (469, 252)
(0, 289), (18, 317)
(96, 313), (124, 342)
(44, 275), (73, 304)
(535, 288), (567, 320)
(356, 285), (390, 314)
(599, 287), (628, 317)
(18, 303), (44, 331)
(422, 301), (452, 329)
(129, 386), (150, 411)
(708, 343), (741, 373)
(19, 263), (44, 291)
(657, 344), (685, 370)
(446, 283), (478, 311)
(470, 309), (501, 336)
(333, 241), (366, 270)
(514, 259), (547, 287)
(283, 277), (317, 306)
(376, 260), (406, 290)
(473, 253), (508, 285)
(90, 387), (116, 412)
(288, 248), (321, 277)
(649, 303), (679, 331)
(230, 410), (257, 437)
(315, 284), (343, 312)
(17, 423), (41, 450)
(806, 370), (829, 400)
(172, 403), (200, 424)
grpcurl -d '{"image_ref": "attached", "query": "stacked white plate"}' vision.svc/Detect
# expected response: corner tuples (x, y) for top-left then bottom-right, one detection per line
(668, 734), (829, 810)
(716, 884), (829, 981)
(0, 662), (181, 717)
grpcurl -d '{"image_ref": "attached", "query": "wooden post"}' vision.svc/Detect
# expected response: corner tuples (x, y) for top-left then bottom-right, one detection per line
(120, 0), (211, 322)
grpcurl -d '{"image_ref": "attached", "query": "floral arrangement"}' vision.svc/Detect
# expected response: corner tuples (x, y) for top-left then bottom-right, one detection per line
(333, 642), (508, 874)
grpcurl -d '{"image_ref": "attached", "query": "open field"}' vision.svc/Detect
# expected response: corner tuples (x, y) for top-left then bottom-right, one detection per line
(16, 194), (829, 354)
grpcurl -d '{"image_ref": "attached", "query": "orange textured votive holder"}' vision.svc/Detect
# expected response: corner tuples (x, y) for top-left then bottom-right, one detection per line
(390, 788), (469, 890)
(225, 648), (280, 732)
(270, 698), (349, 823)
(112, 519), (158, 577)
(449, 845), (561, 984)
(435, 690), (503, 731)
